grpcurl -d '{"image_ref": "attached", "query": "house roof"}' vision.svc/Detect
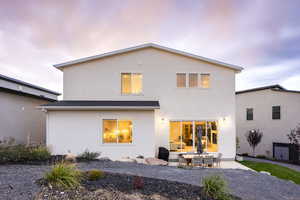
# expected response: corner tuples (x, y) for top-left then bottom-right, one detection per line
(236, 84), (300, 94)
(54, 43), (244, 72)
(0, 74), (60, 95)
(40, 100), (160, 110)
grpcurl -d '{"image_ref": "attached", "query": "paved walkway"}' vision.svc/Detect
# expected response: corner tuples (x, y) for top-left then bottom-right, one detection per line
(243, 157), (300, 172)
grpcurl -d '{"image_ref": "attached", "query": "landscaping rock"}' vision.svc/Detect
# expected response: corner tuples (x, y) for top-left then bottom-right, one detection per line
(65, 153), (76, 162)
(145, 157), (168, 166)
(260, 171), (271, 175)
(235, 155), (243, 161)
(135, 158), (147, 164)
(117, 158), (137, 163)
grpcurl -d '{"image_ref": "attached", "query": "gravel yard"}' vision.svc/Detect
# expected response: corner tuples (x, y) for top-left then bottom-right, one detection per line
(1, 161), (300, 200)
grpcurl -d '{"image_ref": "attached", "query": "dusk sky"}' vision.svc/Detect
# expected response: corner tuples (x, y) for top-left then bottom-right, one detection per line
(0, 0), (299, 93)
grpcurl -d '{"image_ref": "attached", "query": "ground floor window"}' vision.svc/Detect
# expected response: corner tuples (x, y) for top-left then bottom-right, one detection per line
(169, 120), (218, 152)
(102, 119), (133, 144)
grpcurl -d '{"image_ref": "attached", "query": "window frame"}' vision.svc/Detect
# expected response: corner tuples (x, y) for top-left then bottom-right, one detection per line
(176, 73), (187, 88)
(272, 106), (281, 120)
(102, 119), (133, 144)
(246, 108), (254, 121)
(200, 73), (211, 88)
(121, 72), (143, 95)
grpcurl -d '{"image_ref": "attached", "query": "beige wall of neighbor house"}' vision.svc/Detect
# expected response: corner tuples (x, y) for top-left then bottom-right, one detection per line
(47, 46), (239, 160)
(0, 74), (59, 145)
(236, 89), (300, 157)
(0, 92), (50, 144)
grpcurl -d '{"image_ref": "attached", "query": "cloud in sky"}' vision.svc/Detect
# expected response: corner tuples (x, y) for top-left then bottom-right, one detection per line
(0, 0), (299, 93)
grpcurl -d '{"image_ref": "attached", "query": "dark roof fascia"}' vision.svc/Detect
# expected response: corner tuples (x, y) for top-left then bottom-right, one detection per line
(0, 87), (57, 102)
(41, 100), (160, 107)
(271, 88), (300, 94)
(0, 74), (60, 95)
(236, 85), (285, 94)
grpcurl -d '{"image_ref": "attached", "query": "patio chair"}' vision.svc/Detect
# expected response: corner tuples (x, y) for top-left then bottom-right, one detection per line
(178, 155), (187, 167)
(214, 153), (222, 167)
(192, 156), (203, 167)
(203, 156), (214, 168)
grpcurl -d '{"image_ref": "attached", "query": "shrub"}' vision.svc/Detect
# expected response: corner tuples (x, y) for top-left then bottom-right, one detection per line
(202, 175), (232, 200)
(0, 145), (51, 163)
(77, 149), (100, 161)
(28, 146), (51, 161)
(133, 176), (144, 189)
(45, 163), (82, 189)
(86, 169), (105, 181)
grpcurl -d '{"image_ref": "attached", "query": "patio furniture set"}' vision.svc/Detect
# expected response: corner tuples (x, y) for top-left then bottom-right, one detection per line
(178, 152), (222, 168)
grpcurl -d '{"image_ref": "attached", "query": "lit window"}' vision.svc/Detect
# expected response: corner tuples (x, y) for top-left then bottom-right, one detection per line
(121, 73), (142, 94)
(176, 73), (186, 88)
(103, 119), (132, 143)
(201, 74), (210, 88)
(189, 73), (198, 88)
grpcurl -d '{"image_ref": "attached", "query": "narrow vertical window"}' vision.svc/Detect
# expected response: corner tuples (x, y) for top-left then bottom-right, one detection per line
(272, 106), (281, 120)
(189, 73), (198, 88)
(176, 73), (186, 88)
(121, 73), (142, 94)
(201, 74), (210, 88)
(246, 108), (253, 120)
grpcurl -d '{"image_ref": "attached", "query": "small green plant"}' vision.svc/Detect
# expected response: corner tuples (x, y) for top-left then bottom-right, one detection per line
(202, 174), (232, 200)
(77, 149), (100, 161)
(45, 163), (82, 189)
(86, 169), (105, 181)
(256, 154), (267, 159)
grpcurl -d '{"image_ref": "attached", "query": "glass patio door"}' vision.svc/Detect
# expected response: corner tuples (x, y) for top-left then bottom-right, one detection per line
(169, 120), (219, 152)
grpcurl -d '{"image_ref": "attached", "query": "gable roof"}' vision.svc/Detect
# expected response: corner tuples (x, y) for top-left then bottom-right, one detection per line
(54, 43), (243, 72)
(236, 84), (300, 95)
(0, 73), (60, 95)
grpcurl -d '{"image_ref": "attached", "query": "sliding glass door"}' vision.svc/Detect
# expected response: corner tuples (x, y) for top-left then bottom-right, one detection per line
(169, 120), (218, 152)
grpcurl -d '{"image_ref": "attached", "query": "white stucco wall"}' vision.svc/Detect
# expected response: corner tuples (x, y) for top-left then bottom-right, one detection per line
(236, 89), (300, 157)
(49, 47), (237, 159)
(47, 110), (155, 160)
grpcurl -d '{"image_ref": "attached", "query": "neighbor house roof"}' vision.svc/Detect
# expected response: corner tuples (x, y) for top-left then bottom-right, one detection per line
(39, 100), (160, 110)
(236, 84), (300, 94)
(54, 43), (243, 72)
(0, 74), (60, 95)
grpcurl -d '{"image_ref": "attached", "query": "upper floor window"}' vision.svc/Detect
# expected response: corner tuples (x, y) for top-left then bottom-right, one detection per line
(272, 106), (281, 120)
(176, 73), (211, 88)
(121, 73), (142, 94)
(246, 108), (253, 120)
(201, 74), (210, 88)
(176, 73), (186, 88)
(102, 119), (133, 143)
(189, 73), (198, 88)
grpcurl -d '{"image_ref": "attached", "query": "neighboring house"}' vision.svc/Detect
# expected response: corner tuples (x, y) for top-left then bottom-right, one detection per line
(236, 85), (300, 157)
(0, 74), (60, 145)
(40, 43), (243, 160)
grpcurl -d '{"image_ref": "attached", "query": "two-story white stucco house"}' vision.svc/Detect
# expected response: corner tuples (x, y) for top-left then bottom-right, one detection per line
(236, 85), (300, 158)
(41, 43), (243, 160)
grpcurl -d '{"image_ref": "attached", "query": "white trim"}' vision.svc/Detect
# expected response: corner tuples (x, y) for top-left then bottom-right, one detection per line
(54, 43), (243, 72)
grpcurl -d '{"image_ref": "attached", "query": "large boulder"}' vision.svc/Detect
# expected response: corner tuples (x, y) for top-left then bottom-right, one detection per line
(65, 153), (76, 163)
(145, 157), (168, 166)
(135, 158), (147, 164)
(117, 157), (137, 163)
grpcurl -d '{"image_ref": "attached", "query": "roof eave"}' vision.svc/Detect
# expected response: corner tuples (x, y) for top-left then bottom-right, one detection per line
(38, 106), (160, 111)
